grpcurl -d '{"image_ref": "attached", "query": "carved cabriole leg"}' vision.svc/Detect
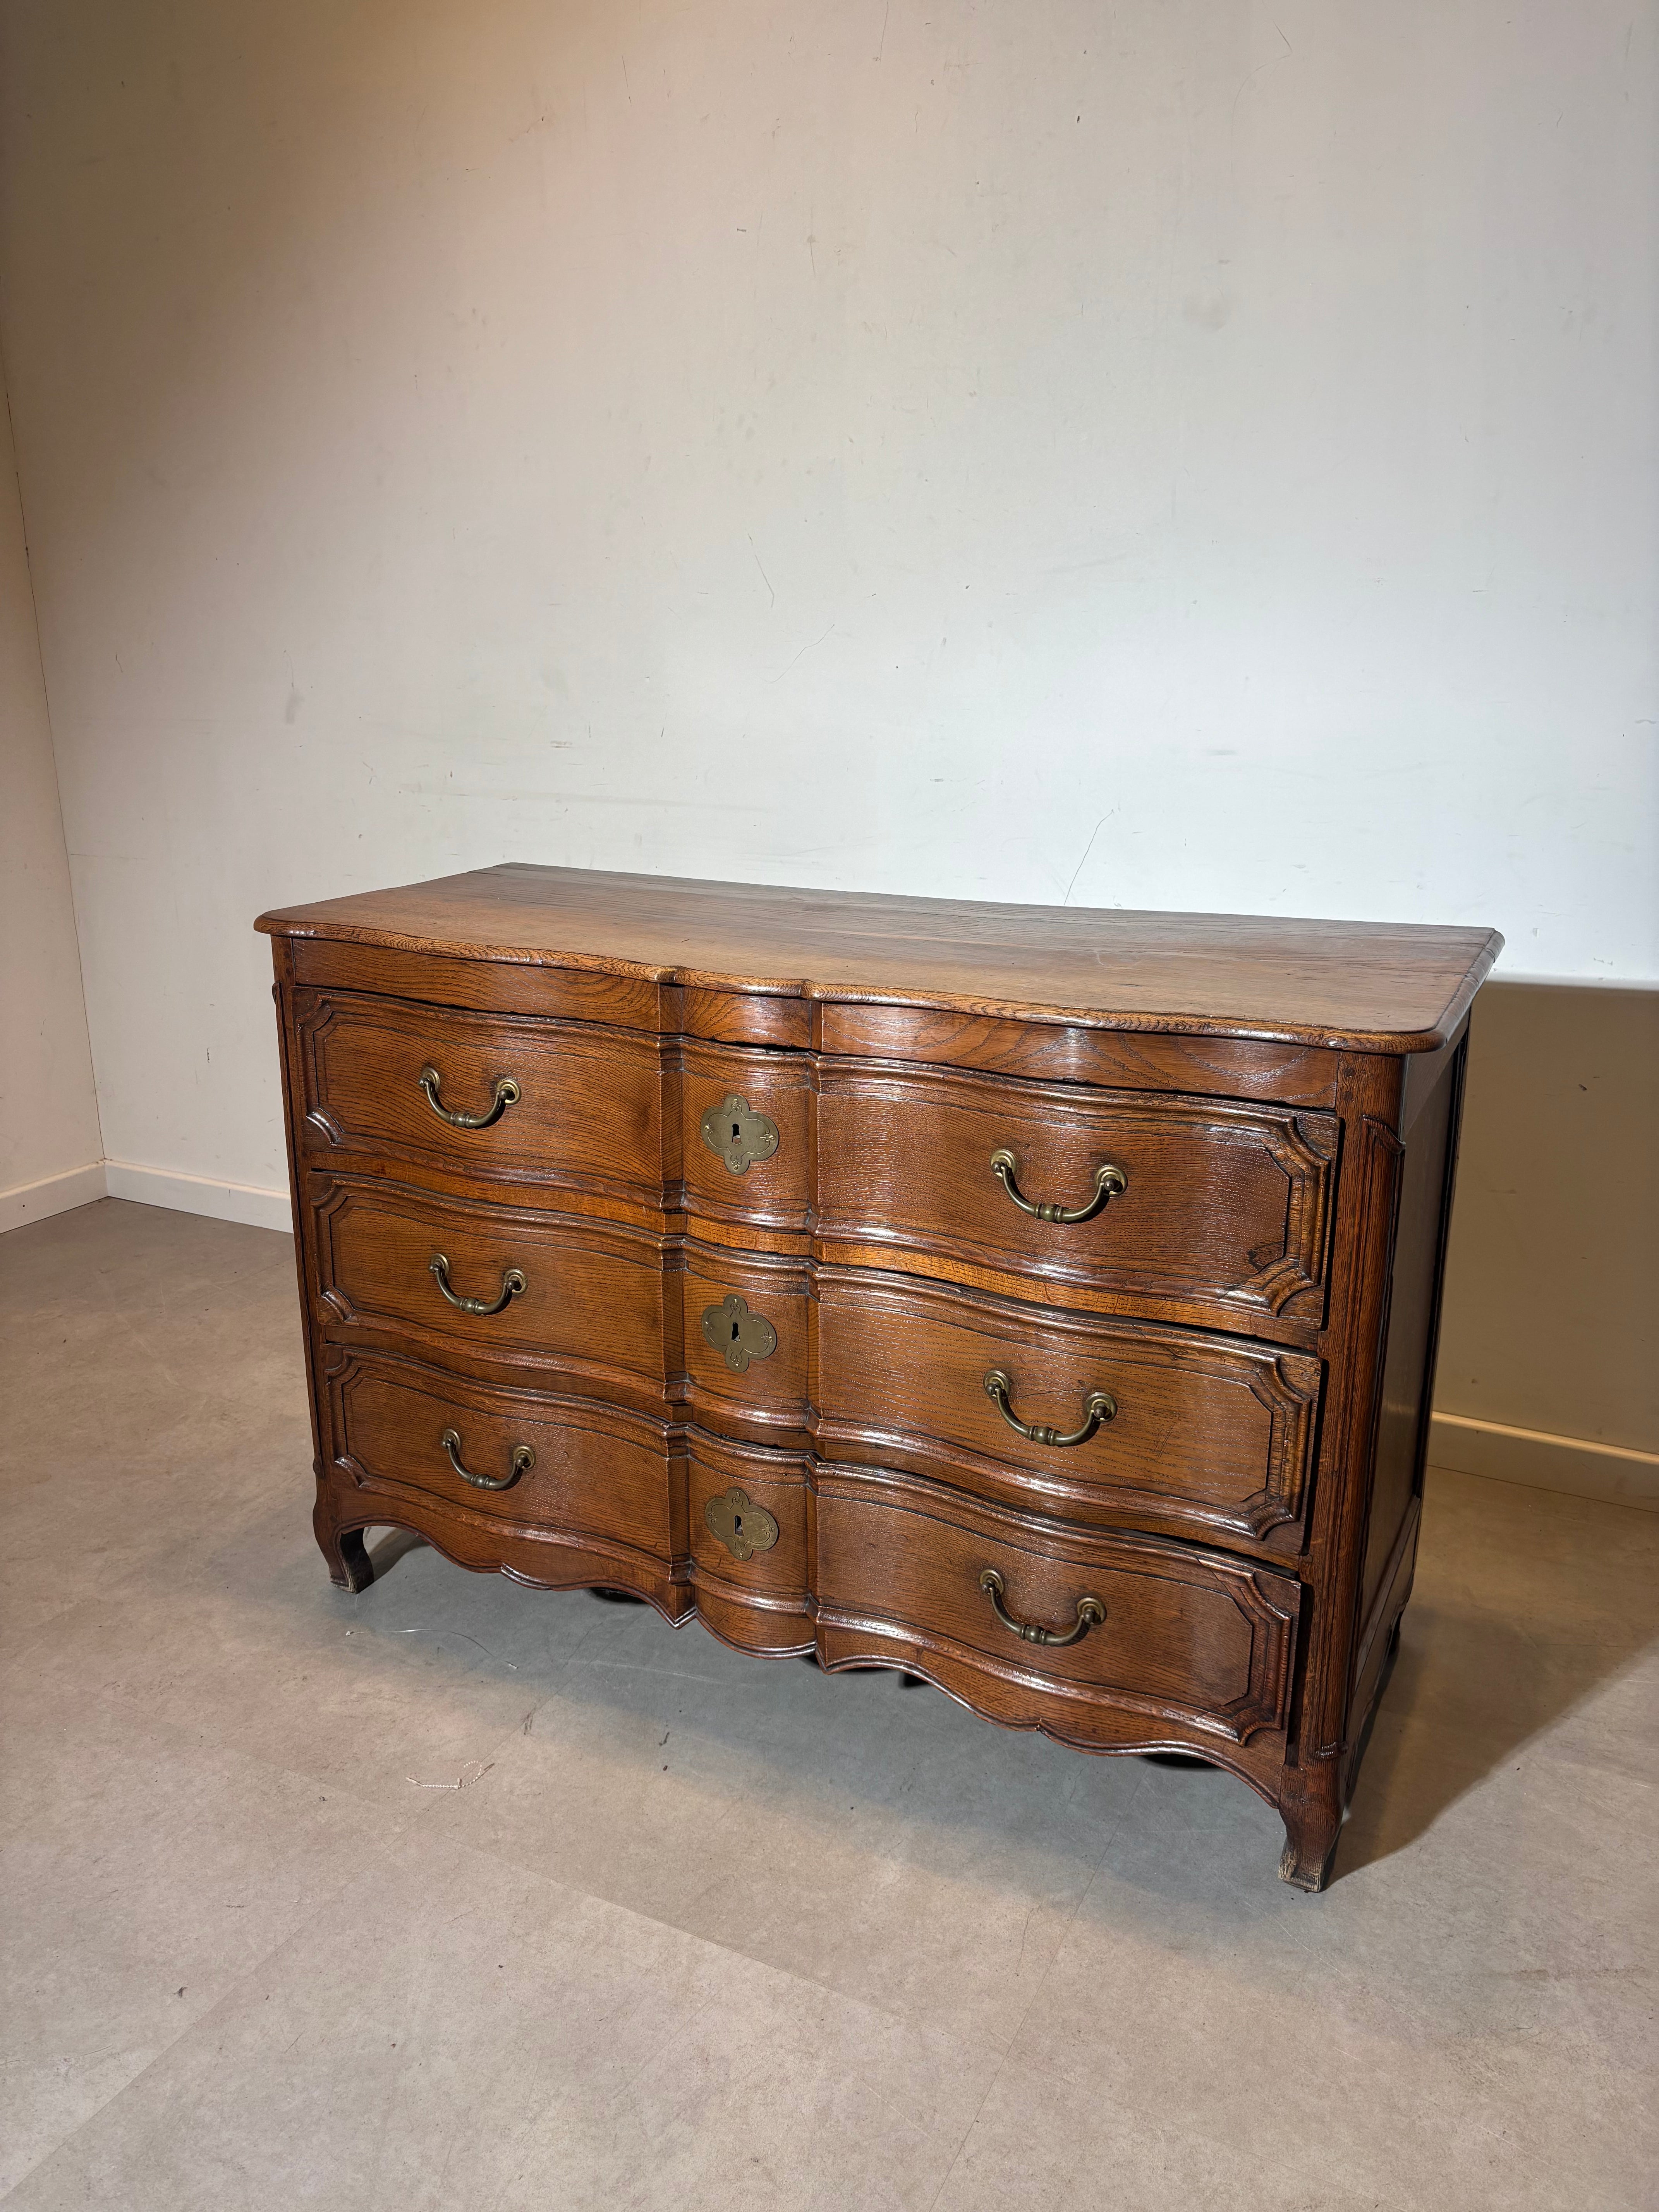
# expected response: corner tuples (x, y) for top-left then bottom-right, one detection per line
(1277, 1758), (1345, 1892)
(314, 1491), (374, 1592)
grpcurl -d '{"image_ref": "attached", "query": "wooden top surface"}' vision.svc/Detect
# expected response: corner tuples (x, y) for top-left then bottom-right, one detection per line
(257, 864), (1501, 1053)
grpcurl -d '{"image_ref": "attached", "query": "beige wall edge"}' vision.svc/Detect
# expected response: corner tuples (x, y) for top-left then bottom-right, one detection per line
(0, 355), (103, 1197)
(1429, 1413), (1659, 1513)
(1436, 980), (1656, 1467)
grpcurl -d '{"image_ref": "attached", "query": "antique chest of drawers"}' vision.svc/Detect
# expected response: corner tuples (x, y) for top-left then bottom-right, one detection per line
(257, 866), (1499, 1889)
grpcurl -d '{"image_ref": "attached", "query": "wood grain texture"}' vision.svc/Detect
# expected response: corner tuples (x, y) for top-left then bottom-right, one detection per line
(303, 1165), (1322, 1554)
(819, 1002), (1341, 1106)
(289, 936), (1345, 1099)
(1295, 1053), (1408, 1789)
(668, 1039), (815, 1231)
(297, 989), (663, 1204)
(308, 1173), (667, 1400)
(288, 934), (664, 1030)
(817, 1061), (1338, 1335)
(312, 1481), (694, 1621)
(671, 1243), (812, 1446)
(1345, 1498), (1420, 1807)
(665, 984), (813, 1050)
(258, 862), (1503, 1053)
(813, 1269), (1322, 1548)
(295, 989), (1342, 1341)
(684, 1429), (815, 1657)
(814, 1467), (1300, 1745)
(327, 1349), (672, 1561)
(263, 865), (1494, 1892)
(1360, 1045), (1462, 1623)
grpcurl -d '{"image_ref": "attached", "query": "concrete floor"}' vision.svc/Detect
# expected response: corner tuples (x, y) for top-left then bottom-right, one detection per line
(1, 1199), (1653, 2210)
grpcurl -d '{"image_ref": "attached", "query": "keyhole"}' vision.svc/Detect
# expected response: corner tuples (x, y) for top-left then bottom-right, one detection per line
(732, 1120), (741, 1140)
(733, 1514), (743, 1532)
(732, 1319), (741, 1341)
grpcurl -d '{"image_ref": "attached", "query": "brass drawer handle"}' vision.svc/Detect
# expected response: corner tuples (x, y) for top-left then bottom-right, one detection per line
(984, 1368), (1116, 1447)
(990, 1147), (1126, 1224)
(440, 1427), (534, 1492)
(419, 1064), (520, 1130)
(979, 1567), (1105, 1648)
(429, 1252), (527, 1317)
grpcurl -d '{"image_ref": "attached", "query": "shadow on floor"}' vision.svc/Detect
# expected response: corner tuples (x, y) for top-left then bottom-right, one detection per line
(350, 1487), (1659, 1903)
(1336, 1588), (1657, 1881)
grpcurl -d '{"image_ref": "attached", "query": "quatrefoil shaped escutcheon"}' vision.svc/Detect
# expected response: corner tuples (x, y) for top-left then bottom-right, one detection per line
(699, 1092), (779, 1175)
(700, 1293), (778, 1374)
(703, 1484), (780, 1562)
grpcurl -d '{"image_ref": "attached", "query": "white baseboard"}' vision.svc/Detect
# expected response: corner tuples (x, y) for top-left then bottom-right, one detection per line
(102, 1160), (293, 1235)
(0, 1160), (108, 1234)
(1429, 1411), (1659, 1511)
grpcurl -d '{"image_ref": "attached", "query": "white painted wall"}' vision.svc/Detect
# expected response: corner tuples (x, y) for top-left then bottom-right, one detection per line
(1, 0), (1653, 1207)
(0, 365), (103, 1226)
(0, 1), (1654, 1483)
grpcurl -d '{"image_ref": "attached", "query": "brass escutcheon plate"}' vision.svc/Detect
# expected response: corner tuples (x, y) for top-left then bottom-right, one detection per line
(704, 1485), (779, 1562)
(701, 1293), (778, 1374)
(699, 1092), (779, 1175)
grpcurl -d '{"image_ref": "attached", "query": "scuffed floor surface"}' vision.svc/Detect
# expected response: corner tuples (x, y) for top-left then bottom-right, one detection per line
(1, 1199), (1654, 2209)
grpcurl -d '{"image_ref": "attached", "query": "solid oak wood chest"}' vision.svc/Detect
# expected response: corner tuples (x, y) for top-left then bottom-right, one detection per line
(257, 866), (1499, 1889)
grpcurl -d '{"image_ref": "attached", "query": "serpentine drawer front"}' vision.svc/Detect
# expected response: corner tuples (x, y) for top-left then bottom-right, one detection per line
(816, 1065), (1339, 1334)
(812, 1269), (1323, 1549)
(259, 863), (1500, 1892)
(295, 989), (662, 1202)
(309, 1176), (665, 1395)
(812, 1468), (1301, 1748)
(327, 1352), (673, 1566)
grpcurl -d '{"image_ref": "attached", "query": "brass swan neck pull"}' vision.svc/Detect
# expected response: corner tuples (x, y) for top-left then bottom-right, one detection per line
(979, 1568), (1105, 1649)
(429, 1253), (527, 1317)
(419, 1065), (520, 1129)
(440, 1427), (534, 1491)
(984, 1368), (1116, 1448)
(990, 1148), (1126, 1224)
